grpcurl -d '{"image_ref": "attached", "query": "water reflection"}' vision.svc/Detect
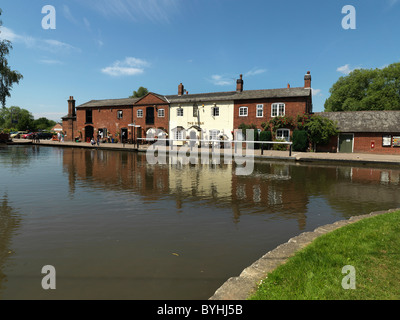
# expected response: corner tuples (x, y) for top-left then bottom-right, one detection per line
(62, 149), (400, 231)
(0, 194), (21, 296)
(1, 146), (399, 299)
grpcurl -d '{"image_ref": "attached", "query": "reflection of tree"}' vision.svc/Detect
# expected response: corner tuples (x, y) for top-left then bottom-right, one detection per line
(0, 194), (21, 295)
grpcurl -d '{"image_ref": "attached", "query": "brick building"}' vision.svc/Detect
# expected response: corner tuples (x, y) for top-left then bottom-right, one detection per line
(62, 71), (313, 143)
(317, 111), (400, 154)
(233, 72), (312, 141)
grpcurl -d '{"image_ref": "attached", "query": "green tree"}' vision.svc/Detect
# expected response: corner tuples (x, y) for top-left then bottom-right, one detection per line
(325, 63), (400, 112)
(34, 117), (56, 131)
(130, 86), (149, 98)
(0, 106), (35, 131)
(305, 115), (339, 150)
(0, 9), (23, 108)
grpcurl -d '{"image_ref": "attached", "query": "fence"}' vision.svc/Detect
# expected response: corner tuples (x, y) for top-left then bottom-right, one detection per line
(136, 138), (293, 156)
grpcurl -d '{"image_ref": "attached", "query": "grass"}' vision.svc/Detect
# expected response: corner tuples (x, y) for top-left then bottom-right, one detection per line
(249, 210), (400, 300)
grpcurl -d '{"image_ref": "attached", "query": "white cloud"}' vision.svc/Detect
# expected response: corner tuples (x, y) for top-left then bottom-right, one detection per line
(63, 5), (79, 25)
(81, 0), (180, 23)
(337, 64), (359, 75)
(245, 68), (267, 77)
(101, 57), (150, 76)
(312, 88), (322, 96)
(0, 26), (79, 53)
(39, 59), (63, 65)
(209, 75), (233, 86)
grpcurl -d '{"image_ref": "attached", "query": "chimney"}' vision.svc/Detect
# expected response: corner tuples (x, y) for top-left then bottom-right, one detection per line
(304, 71), (311, 88)
(287, 83), (290, 88)
(236, 74), (244, 92)
(68, 96), (76, 117)
(178, 83), (184, 96)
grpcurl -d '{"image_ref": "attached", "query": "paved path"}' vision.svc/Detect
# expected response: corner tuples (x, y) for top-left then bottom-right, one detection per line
(11, 138), (400, 166)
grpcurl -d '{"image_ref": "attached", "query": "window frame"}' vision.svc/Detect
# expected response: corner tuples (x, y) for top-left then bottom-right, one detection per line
(117, 110), (123, 119)
(256, 104), (264, 118)
(137, 109), (143, 118)
(239, 106), (248, 117)
(212, 106), (220, 117)
(276, 128), (290, 142)
(177, 107), (184, 117)
(158, 108), (165, 118)
(271, 103), (285, 117)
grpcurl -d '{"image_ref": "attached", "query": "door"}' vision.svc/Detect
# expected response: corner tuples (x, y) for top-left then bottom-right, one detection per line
(146, 107), (154, 125)
(85, 125), (94, 142)
(339, 134), (353, 153)
(121, 128), (128, 143)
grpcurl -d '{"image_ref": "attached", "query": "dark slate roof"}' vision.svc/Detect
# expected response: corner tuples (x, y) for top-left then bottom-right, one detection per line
(166, 87), (311, 103)
(316, 111), (400, 133)
(76, 97), (140, 108)
(76, 87), (311, 108)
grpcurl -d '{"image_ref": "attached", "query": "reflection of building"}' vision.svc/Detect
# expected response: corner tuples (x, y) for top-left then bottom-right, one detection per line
(62, 148), (310, 229)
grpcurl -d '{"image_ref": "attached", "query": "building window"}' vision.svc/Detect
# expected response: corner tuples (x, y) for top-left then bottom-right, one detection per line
(177, 108), (184, 117)
(158, 109), (165, 117)
(137, 109), (143, 118)
(117, 110), (123, 119)
(276, 128), (290, 142)
(193, 105), (198, 117)
(85, 109), (93, 123)
(212, 106), (219, 117)
(239, 106), (248, 117)
(271, 103), (285, 117)
(256, 104), (264, 117)
(209, 129), (220, 141)
(175, 130), (183, 140)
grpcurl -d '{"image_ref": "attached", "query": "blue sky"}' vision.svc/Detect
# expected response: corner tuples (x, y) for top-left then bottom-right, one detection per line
(1, 0), (400, 121)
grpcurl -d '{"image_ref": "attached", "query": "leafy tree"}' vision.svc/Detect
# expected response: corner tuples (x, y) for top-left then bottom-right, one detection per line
(130, 86), (149, 98)
(325, 63), (400, 111)
(34, 117), (56, 131)
(292, 130), (309, 152)
(304, 115), (339, 150)
(0, 9), (23, 108)
(0, 106), (35, 131)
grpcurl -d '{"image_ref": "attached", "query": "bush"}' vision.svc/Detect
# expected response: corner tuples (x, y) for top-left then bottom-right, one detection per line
(272, 139), (288, 151)
(292, 130), (308, 152)
(259, 130), (272, 150)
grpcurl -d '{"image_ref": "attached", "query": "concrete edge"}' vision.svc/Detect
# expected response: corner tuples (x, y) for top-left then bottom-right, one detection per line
(209, 208), (400, 300)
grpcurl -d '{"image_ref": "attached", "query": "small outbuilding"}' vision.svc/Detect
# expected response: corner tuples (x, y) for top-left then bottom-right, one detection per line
(316, 111), (400, 154)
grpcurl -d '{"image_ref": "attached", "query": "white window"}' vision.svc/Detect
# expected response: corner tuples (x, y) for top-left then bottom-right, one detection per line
(209, 129), (220, 141)
(271, 103), (285, 117)
(158, 109), (165, 117)
(276, 128), (290, 142)
(212, 106), (219, 117)
(174, 130), (183, 140)
(137, 109), (143, 118)
(256, 104), (263, 117)
(193, 105), (198, 117)
(117, 110), (123, 119)
(239, 106), (248, 117)
(177, 108), (184, 117)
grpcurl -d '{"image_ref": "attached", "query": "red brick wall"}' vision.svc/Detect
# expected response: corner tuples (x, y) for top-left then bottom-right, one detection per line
(76, 106), (133, 141)
(133, 93), (169, 137)
(317, 133), (400, 154)
(354, 133), (400, 154)
(233, 96), (311, 131)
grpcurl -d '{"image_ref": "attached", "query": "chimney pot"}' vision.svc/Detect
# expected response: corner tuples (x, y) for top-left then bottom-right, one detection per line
(287, 83), (290, 88)
(236, 74), (244, 92)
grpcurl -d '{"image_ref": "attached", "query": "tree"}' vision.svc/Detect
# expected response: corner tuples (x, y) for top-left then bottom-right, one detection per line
(34, 117), (56, 131)
(304, 115), (339, 150)
(0, 9), (23, 108)
(325, 63), (400, 112)
(130, 86), (148, 98)
(0, 106), (35, 131)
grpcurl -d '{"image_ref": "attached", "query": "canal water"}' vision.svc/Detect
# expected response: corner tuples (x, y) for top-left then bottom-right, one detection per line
(0, 145), (399, 299)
